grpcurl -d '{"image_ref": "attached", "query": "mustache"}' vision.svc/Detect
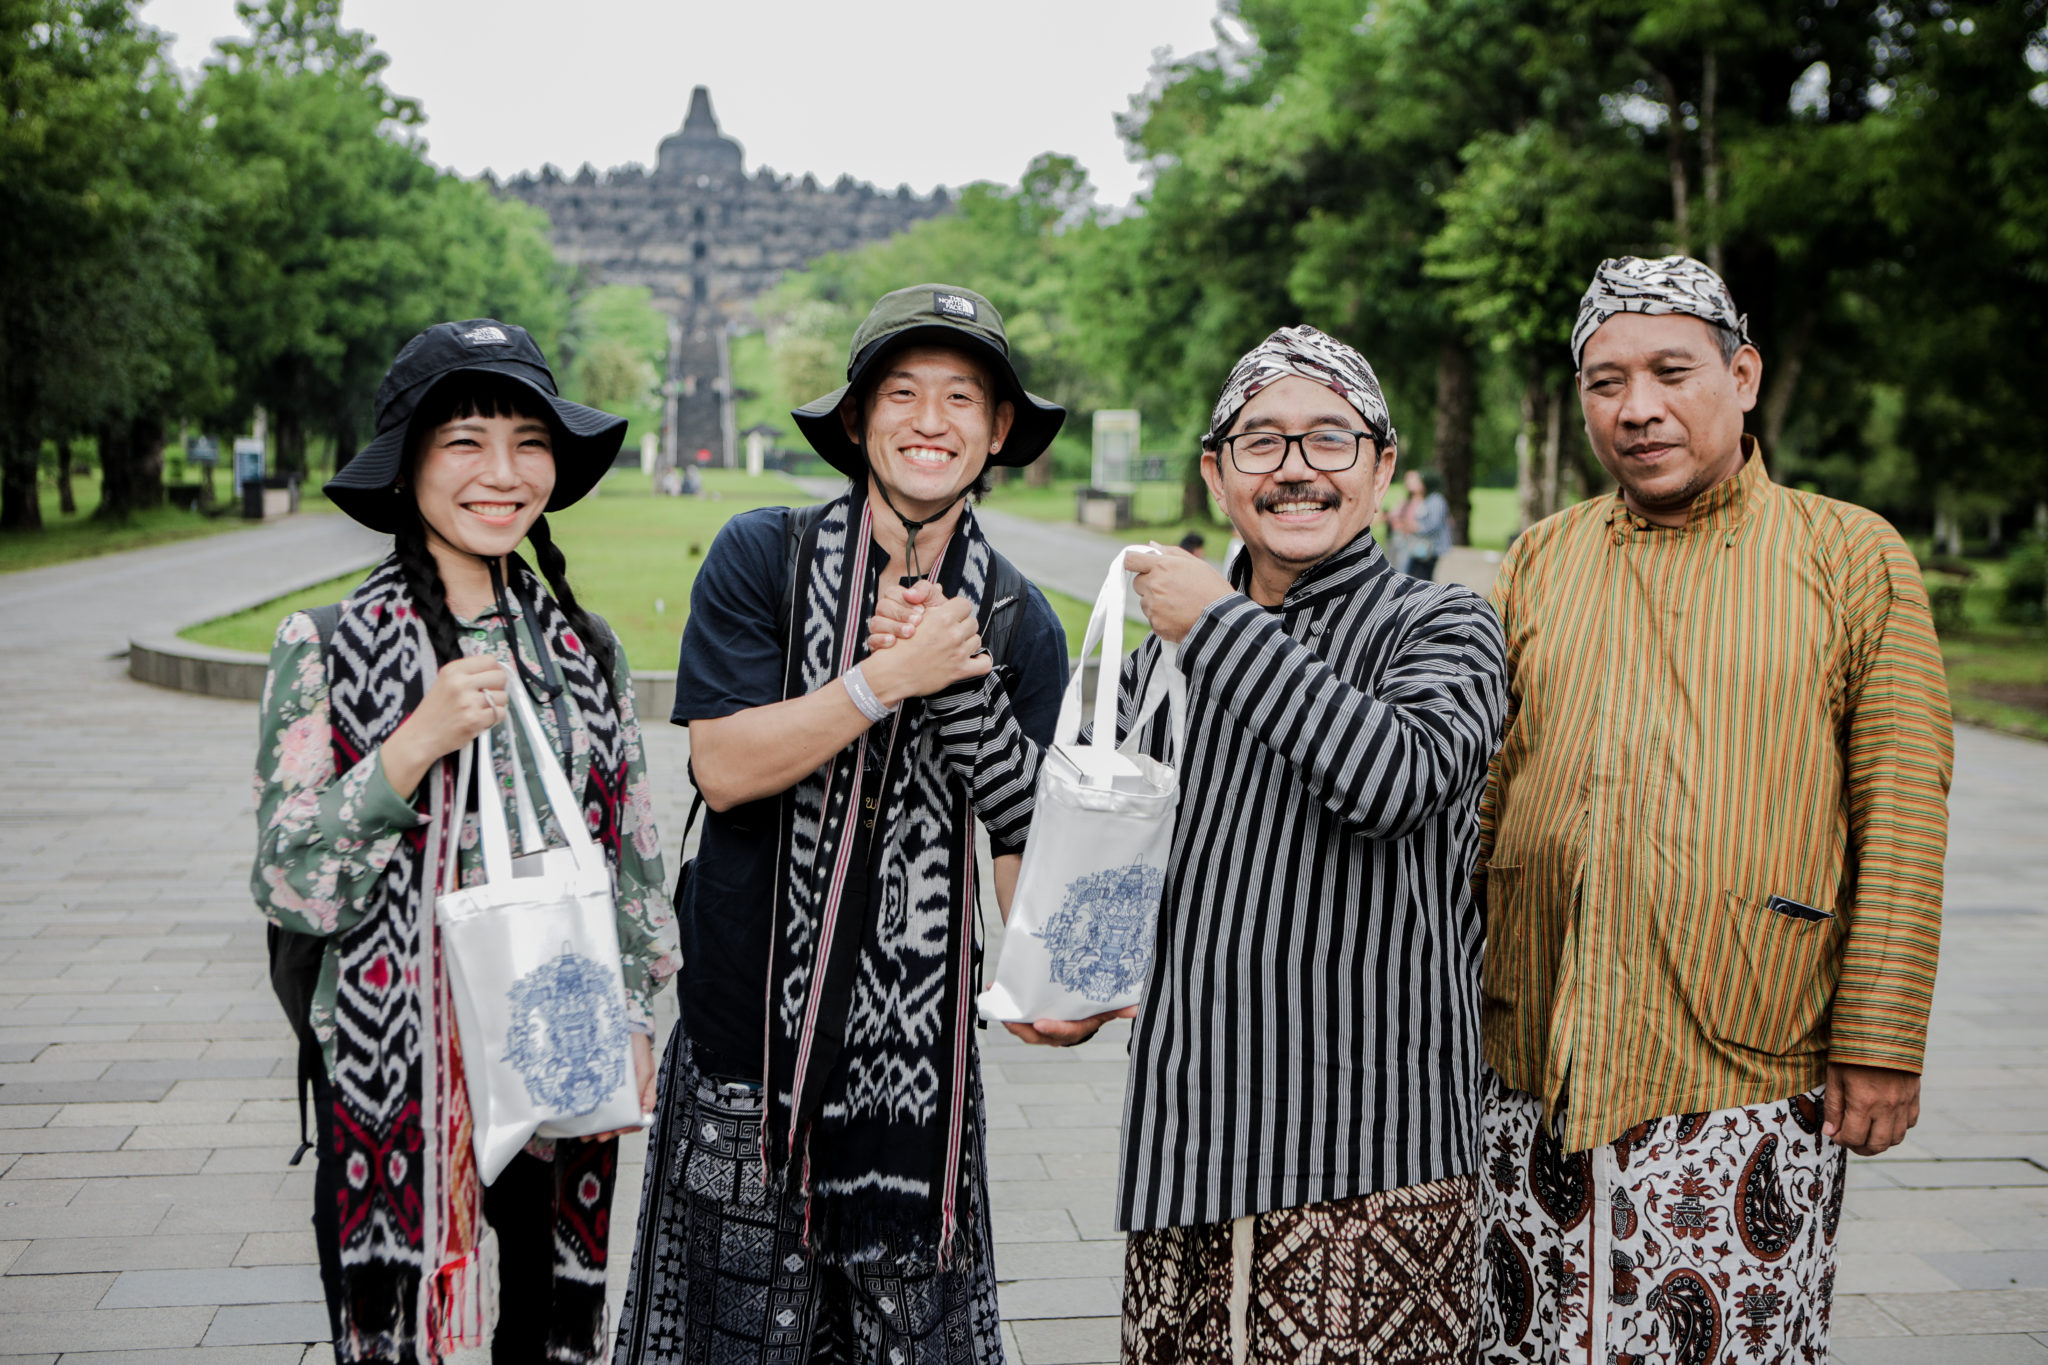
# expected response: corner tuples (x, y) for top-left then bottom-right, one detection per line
(1253, 482), (1339, 513)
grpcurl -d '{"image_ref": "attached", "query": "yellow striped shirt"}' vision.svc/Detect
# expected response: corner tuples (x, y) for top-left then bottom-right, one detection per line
(1478, 439), (1953, 1151)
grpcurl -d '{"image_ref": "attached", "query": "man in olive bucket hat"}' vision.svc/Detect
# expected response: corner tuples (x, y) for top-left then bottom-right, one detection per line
(614, 285), (1080, 1362)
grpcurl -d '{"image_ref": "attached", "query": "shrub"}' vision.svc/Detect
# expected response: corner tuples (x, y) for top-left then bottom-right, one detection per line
(1999, 544), (2047, 627)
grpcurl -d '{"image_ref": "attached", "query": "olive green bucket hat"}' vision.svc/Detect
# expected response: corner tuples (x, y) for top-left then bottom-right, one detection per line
(791, 284), (1066, 478)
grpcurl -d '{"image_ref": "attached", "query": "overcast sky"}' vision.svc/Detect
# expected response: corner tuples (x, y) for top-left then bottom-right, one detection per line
(137, 0), (1231, 207)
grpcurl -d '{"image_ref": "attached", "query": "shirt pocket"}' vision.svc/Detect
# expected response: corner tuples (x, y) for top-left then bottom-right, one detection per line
(1480, 864), (1530, 1007)
(1688, 891), (1842, 1056)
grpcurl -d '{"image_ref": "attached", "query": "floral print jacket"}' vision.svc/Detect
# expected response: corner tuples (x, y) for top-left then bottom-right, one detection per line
(252, 597), (676, 1076)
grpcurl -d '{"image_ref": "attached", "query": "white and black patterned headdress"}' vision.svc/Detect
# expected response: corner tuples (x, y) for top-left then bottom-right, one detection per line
(1570, 255), (1752, 371)
(1207, 325), (1395, 447)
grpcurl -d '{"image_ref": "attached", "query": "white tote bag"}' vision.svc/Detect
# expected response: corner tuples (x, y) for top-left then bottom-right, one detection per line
(977, 547), (1185, 1024)
(435, 678), (640, 1184)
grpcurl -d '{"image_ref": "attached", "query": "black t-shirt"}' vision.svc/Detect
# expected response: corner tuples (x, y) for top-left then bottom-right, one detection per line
(671, 506), (1069, 1081)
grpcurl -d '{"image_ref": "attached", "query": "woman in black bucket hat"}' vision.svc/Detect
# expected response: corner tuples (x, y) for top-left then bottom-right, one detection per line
(252, 319), (676, 1364)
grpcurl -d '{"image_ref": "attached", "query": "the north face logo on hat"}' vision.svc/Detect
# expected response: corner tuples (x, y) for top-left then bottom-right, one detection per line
(459, 325), (510, 346)
(932, 292), (977, 322)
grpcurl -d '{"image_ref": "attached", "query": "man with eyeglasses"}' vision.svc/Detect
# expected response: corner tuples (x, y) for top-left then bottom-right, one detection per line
(1090, 325), (1508, 1362)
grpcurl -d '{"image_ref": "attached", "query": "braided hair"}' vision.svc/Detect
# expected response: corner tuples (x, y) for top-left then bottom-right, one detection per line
(397, 372), (616, 678)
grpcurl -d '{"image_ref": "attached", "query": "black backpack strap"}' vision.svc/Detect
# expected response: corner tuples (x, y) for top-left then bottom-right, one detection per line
(978, 550), (1030, 678)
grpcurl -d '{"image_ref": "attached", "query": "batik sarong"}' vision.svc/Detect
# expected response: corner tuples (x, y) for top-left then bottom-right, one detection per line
(1476, 1070), (1847, 1365)
(613, 1031), (1004, 1365)
(1123, 1175), (1478, 1365)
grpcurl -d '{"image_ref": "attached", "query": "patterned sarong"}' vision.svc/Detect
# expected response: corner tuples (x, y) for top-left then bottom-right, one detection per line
(1123, 1176), (1479, 1364)
(612, 1031), (1004, 1364)
(1476, 1070), (1847, 1364)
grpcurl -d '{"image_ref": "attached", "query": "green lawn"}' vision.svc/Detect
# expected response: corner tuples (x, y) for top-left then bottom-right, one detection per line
(1920, 555), (2048, 742)
(183, 466), (1107, 670)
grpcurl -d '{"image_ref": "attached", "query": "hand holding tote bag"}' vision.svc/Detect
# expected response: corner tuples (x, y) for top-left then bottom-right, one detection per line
(977, 547), (1186, 1024)
(435, 675), (641, 1183)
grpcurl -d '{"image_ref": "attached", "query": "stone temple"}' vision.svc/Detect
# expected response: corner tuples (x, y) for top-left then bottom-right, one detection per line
(500, 87), (950, 464)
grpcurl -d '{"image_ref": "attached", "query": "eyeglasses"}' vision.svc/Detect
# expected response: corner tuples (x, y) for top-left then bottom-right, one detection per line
(1219, 429), (1374, 475)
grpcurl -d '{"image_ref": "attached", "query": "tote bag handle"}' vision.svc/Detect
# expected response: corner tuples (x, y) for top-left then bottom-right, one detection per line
(469, 669), (604, 887)
(1052, 547), (1187, 773)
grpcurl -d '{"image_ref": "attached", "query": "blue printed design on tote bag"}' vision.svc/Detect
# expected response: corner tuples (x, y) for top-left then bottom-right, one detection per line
(503, 947), (627, 1114)
(1036, 864), (1165, 1001)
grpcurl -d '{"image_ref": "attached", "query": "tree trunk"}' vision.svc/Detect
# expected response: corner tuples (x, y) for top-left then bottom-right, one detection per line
(1539, 382), (1563, 519)
(95, 422), (134, 522)
(1515, 377), (1546, 534)
(1657, 68), (1691, 252)
(1432, 341), (1476, 544)
(1559, 379), (1589, 503)
(1761, 302), (1815, 454)
(1701, 48), (1723, 274)
(0, 430), (42, 531)
(1025, 453), (1054, 489)
(130, 414), (166, 510)
(56, 437), (77, 516)
(1181, 451), (1209, 522)
(331, 415), (358, 476)
(275, 407), (307, 478)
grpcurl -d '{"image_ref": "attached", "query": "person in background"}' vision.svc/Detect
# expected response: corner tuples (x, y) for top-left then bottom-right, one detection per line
(254, 319), (673, 1365)
(1405, 468), (1452, 580)
(1475, 256), (1953, 1363)
(1082, 325), (1508, 1363)
(614, 284), (1074, 1363)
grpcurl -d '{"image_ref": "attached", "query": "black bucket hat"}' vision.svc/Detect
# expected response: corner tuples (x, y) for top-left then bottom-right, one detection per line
(324, 318), (628, 533)
(791, 284), (1065, 479)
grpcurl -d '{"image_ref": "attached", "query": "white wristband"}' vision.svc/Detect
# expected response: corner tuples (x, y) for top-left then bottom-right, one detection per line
(843, 663), (895, 723)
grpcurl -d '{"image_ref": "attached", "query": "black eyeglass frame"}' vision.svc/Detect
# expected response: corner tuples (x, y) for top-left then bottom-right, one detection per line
(1216, 428), (1380, 476)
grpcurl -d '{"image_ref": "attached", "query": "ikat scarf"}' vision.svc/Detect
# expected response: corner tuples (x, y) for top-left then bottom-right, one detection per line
(1207, 324), (1395, 446)
(1570, 254), (1751, 369)
(321, 556), (627, 1363)
(765, 486), (996, 1269)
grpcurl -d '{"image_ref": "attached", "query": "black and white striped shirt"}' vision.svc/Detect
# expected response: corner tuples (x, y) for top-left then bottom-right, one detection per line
(1111, 532), (1507, 1232)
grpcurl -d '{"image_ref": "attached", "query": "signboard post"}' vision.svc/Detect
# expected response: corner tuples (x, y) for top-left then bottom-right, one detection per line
(187, 437), (219, 507)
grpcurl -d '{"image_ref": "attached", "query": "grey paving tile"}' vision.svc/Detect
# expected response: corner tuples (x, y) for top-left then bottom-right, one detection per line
(1965, 1220), (2048, 1252)
(1875, 1160), (2048, 1189)
(1009, 1315), (1120, 1364)
(0, 1106), (58, 1129)
(101, 1059), (281, 1082)
(232, 1231), (318, 1267)
(0, 1239), (27, 1274)
(1838, 1253), (1967, 1294)
(0, 1064), (111, 1083)
(0, 1126), (131, 1154)
(0, 1204), (163, 1241)
(984, 1126), (1122, 1156)
(99, 1264), (323, 1309)
(6, 1150), (210, 1180)
(122, 1121), (299, 1151)
(991, 1210), (1079, 1243)
(0, 1082), (169, 1106)
(1831, 1294), (1912, 1338)
(49, 1102), (237, 1129)
(1874, 1289), (2048, 1335)
(1927, 1253), (2048, 1290)
(201, 1302), (332, 1347)
(1833, 1336), (2048, 1364)
(0, 1176), (84, 1205)
(0, 1270), (116, 1310)
(997, 1239), (1128, 1281)
(154, 1201), (309, 1236)
(70, 1173), (286, 1209)
(999, 1276), (1122, 1320)
(3, 1237), (241, 1279)
(26, 1350), (310, 1365)
(0, 1306), (214, 1352)
(38, 1042), (206, 1064)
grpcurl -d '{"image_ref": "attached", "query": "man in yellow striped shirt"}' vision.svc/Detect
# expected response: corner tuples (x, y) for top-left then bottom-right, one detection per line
(1474, 256), (1953, 1365)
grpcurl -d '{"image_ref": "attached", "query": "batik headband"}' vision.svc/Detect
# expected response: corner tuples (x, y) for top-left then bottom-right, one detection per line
(1206, 325), (1395, 447)
(1570, 255), (1751, 371)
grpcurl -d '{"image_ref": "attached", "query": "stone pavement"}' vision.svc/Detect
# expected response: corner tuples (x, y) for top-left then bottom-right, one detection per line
(1, 515), (2046, 1364)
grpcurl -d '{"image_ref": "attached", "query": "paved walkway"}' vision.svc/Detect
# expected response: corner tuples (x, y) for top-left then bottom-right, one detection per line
(1, 518), (2045, 1363)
